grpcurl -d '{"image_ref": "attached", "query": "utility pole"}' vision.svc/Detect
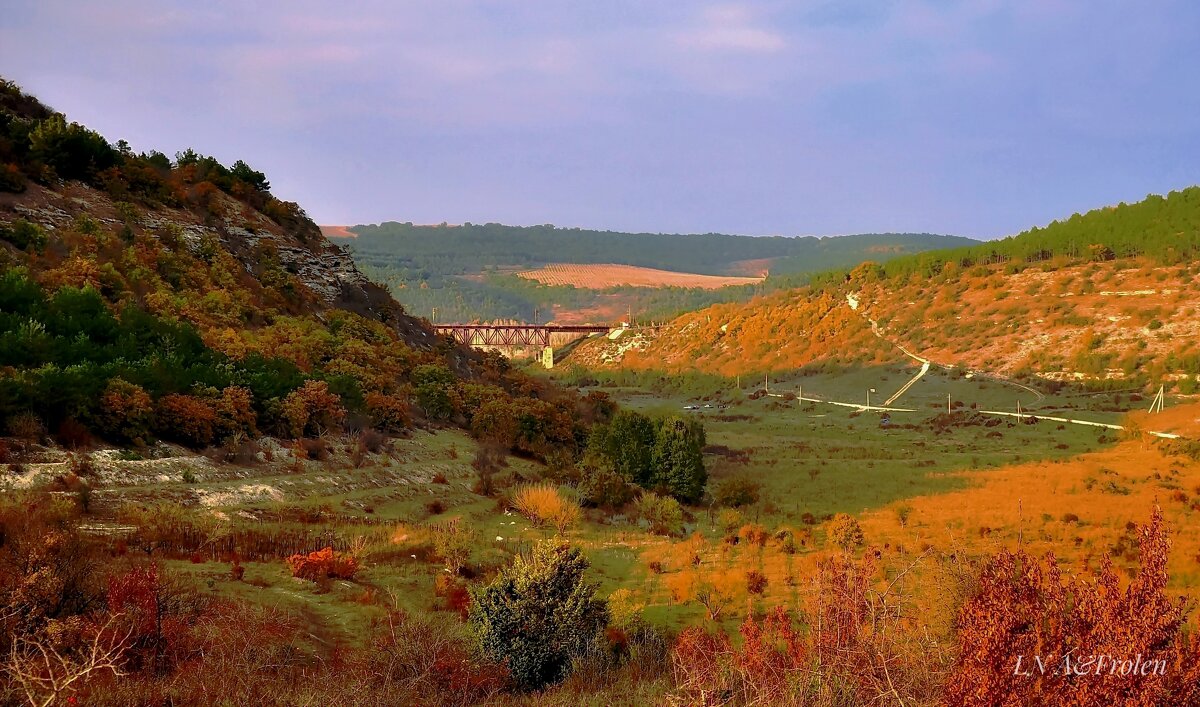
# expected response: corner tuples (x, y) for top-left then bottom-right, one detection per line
(1149, 385), (1165, 413)
(948, 392), (952, 414)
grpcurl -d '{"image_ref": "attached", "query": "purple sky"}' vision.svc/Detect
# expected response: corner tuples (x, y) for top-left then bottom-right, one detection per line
(2, 1), (1197, 238)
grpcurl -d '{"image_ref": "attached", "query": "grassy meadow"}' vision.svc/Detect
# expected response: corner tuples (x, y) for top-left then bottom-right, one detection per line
(98, 362), (1200, 654)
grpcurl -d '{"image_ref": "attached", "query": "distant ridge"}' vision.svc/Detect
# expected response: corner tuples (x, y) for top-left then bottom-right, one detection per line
(330, 221), (975, 323)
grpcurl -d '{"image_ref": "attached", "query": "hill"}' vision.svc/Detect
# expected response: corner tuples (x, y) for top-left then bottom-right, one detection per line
(0, 78), (601, 450)
(573, 188), (1200, 390)
(332, 221), (973, 323)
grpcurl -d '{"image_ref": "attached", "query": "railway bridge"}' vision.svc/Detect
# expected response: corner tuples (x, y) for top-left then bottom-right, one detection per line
(434, 323), (614, 368)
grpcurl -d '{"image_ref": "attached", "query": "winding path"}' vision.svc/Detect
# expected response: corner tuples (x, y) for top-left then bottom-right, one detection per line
(849, 293), (1045, 403)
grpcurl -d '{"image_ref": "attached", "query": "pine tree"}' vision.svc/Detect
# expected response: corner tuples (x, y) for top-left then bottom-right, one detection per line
(651, 415), (707, 503)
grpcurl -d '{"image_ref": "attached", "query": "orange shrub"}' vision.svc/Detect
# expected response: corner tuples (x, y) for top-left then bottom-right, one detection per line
(511, 483), (581, 533)
(281, 380), (345, 437)
(739, 523), (769, 547)
(365, 391), (411, 431)
(286, 547), (358, 581)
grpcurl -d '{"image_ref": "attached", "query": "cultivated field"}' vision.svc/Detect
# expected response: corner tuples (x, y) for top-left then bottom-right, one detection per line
(517, 263), (764, 290)
(319, 224), (357, 239)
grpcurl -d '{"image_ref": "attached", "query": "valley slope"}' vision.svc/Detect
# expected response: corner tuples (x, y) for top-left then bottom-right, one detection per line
(574, 188), (1200, 390)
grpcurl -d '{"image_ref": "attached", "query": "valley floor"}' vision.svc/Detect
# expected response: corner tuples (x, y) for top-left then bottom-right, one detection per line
(14, 365), (1196, 648)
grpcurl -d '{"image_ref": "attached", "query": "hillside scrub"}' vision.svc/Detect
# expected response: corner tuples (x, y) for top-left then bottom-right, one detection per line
(0, 80), (623, 463)
(573, 188), (1200, 380)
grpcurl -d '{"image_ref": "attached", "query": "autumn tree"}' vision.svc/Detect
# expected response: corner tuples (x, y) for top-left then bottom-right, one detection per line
(827, 513), (865, 553)
(280, 380), (345, 437)
(98, 378), (153, 445)
(365, 391), (411, 432)
(154, 394), (218, 447)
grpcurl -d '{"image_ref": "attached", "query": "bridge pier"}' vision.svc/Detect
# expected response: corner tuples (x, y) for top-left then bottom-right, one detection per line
(541, 347), (554, 369)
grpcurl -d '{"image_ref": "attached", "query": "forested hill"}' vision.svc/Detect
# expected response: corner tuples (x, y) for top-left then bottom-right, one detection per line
(834, 187), (1200, 284)
(0, 78), (606, 453)
(340, 222), (975, 277)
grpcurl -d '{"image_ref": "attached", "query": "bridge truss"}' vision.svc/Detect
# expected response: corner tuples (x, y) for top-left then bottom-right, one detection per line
(434, 323), (611, 349)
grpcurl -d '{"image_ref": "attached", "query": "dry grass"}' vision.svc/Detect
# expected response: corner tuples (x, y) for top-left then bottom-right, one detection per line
(512, 483), (582, 533)
(856, 405), (1200, 599)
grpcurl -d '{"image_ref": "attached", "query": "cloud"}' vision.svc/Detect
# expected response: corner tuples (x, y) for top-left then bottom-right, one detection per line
(673, 5), (786, 53)
(1, 0), (1195, 236)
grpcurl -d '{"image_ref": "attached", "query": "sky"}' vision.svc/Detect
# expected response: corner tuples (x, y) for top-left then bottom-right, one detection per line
(1, 1), (1197, 239)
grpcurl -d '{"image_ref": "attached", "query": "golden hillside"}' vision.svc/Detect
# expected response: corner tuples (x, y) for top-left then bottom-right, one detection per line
(572, 189), (1200, 388)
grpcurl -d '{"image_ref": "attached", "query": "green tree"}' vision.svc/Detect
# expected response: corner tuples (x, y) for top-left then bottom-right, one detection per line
(587, 409), (656, 486)
(467, 542), (609, 690)
(0, 219), (46, 252)
(230, 159), (270, 192)
(28, 114), (117, 182)
(651, 415), (707, 503)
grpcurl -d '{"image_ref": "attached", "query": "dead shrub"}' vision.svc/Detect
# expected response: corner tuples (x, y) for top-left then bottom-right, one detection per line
(286, 547), (358, 581)
(745, 570), (768, 595)
(298, 437), (330, 461)
(7, 411), (44, 442)
(358, 428), (388, 453)
(434, 575), (472, 619)
(205, 437), (261, 465)
(55, 418), (95, 449)
(472, 442), (507, 497)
